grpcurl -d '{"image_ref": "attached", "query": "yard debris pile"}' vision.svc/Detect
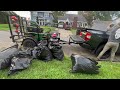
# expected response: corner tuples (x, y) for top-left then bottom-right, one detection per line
(0, 44), (19, 69)
(70, 54), (101, 74)
(48, 31), (64, 60)
(32, 44), (53, 62)
(50, 45), (64, 60)
(8, 50), (33, 76)
(0, 41), (64, 76)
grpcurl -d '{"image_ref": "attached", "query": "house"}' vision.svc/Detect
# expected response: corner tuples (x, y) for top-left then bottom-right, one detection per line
(30, 11), (54, 26)
(91, 20), (112, 31)
(58, 14), (88, 28)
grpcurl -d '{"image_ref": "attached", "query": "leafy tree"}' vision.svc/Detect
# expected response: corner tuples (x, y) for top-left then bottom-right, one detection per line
(52, 11), (68, 23)
(78, 11), (120, 26)
(0, 11), (17, 24)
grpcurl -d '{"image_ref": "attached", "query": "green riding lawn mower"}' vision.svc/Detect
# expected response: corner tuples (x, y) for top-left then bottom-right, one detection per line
(8, 15), (61, 48)
(8, 15), (81, 50)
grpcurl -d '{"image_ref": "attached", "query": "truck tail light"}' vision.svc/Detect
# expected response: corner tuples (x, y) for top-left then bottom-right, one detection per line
(85, 32), (91, 41)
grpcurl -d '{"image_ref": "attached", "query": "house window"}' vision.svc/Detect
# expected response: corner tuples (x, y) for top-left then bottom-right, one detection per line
(45, 13), (49, 17)
(37, 12), (44, 17)
(84, 23), (87, 26)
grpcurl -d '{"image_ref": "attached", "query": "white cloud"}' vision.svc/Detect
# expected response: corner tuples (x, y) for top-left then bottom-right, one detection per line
(13, 11), (30, 19)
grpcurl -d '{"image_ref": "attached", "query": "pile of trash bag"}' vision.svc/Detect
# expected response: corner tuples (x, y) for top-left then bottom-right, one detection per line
(70, 54), (101, 74)
(8, 50), (33, 76)
(0, 44), (33, 76)
(0, 44), (19, 69)
(32, 42), (64, 61)
(32, 44), (53, 61)
(48, 34), (64, 61)
(50, 45), (64, 60)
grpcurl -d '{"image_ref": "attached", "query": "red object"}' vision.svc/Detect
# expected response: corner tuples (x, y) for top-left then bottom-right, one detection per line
(15, 23), (19, 28)
(79, 32), (82, 36)
(51, 33), (57, 38)
(84, 32), (92, 41)
(72, 17), (78, 29)
(63, 23), (66, 29)
(11, 16), (18, 21)
(15, 29), (19, 33)
(13, 23), (19, 28)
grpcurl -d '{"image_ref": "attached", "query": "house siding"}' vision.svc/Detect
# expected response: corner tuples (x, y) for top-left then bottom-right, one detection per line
(58, 14), (88, 28)
(31, 11), (54, 26)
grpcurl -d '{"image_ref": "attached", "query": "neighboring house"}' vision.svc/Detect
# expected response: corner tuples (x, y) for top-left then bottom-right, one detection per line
(58, 14), (88, 28)
(30, 11), (54, 26)
(91, 20), (112, 31)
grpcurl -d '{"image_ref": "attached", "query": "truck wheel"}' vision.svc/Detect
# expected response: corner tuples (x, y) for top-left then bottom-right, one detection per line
(95, 45), (111, 59)
(22, 39), (37, 48)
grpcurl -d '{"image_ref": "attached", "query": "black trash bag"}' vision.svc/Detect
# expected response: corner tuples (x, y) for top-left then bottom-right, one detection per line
(50, 46), (64, 60)
(70, 54), (100, 74)
(32, 47), (40, 59)
(32, 45), (53, 62)
(37, 46), (53, 61)
(0, 45), (19, 69)
(8, 51), (33, 76)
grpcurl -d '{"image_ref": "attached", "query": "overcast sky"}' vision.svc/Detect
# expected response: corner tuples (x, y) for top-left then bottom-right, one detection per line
(13, 11), (78, 19)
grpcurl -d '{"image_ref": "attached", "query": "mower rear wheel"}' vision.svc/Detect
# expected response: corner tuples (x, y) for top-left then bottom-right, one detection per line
(22, 39), (37, 48)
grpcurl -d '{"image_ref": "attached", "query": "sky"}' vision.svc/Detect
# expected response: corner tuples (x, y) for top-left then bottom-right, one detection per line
(13, 11), (78, 19)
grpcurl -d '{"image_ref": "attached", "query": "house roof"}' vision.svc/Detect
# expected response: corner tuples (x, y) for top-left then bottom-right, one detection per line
(58, 14), (87, 22)
(91, 20), (112, 31)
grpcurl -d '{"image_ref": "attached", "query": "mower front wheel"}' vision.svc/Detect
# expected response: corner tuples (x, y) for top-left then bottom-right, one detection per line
(22, 39), (37, 48)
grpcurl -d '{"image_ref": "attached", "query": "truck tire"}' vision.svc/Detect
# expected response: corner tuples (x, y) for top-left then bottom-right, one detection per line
(95, 45), (111, 59)
(22, 39), (37, 48)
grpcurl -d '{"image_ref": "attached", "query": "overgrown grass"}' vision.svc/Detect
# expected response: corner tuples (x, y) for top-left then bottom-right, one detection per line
(0, 24), (9, 31)
(0, 56), (120, 79)
(71, 28), (77, 35)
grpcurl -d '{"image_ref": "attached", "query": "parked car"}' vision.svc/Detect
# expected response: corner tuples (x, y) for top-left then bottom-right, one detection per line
(58, 22), (64, 28)
(76, 18), (120, 59)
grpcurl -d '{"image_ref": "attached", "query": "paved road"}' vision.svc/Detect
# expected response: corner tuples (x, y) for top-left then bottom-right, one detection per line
(0, 31), (15, 50)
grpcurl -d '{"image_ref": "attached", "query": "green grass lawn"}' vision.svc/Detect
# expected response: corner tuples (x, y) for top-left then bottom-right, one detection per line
(0, 24), (10, 31)
(0, 56), (120, 79)
(41, 26), (55, 33)
(0, 24), (55, 32)
(71, 28), (77, 35)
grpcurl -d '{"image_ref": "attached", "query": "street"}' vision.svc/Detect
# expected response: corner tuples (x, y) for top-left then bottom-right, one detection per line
(0, 31), (14, 50)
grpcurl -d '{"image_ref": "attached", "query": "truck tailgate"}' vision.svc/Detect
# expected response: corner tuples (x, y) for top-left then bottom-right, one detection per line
(69, 35), (85, 44)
